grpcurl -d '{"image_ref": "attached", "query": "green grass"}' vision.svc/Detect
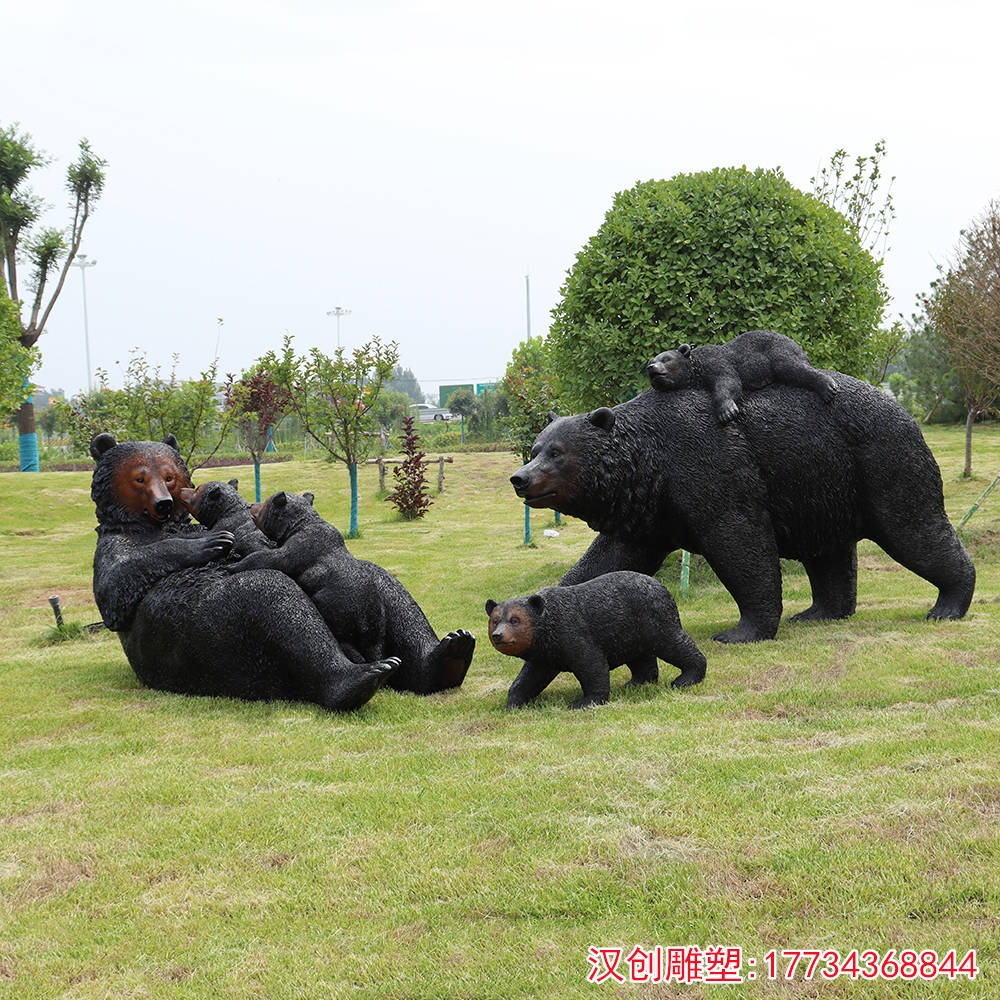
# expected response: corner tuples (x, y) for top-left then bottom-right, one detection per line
(1, 424), (999, 998)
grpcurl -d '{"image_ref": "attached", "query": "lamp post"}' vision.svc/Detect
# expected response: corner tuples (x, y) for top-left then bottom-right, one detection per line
(71, 254), (97, 392)
(326, 306), (351, 349)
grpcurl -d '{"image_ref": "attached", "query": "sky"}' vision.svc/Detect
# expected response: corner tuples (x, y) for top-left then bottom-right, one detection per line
(7, 0), (1000, 403)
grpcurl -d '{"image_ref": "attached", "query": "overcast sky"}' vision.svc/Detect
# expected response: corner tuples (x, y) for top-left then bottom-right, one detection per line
(8, 0), (999, 402)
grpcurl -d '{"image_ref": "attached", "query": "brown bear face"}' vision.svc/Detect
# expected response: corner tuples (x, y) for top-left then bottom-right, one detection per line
(485, 598), (536, 657)
(110, 449), (192, 525)
(646, 346), (692, 391)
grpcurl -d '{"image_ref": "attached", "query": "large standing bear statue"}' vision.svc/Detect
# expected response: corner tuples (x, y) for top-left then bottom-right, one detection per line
(509, 375), (975, 642)
(89, 433), (399, 711)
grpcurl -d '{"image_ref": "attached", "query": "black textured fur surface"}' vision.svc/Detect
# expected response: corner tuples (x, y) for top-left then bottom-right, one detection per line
(488, 570), (706, 709)
(510, 377), (975, 643)
(228, 491), (475, 694)
(90, 436), (397, 711)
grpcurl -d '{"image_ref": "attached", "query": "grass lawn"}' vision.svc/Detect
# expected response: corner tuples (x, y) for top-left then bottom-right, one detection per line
(1, 423), (999, 999)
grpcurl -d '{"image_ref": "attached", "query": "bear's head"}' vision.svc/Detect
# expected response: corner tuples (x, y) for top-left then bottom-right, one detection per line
(90, 433), (193, 528)
(179, 479), (244, 527)
(646, 346), (693, 391)
(250, 490), (317, 544)
(509, 407), (616, 514)
(485, 596), (539, 658)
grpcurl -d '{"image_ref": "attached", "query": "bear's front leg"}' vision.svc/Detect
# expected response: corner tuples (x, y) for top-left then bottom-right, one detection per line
(224, 549), (285, 575)
(507, 660), (560, 709)
(570, 653), (612, 709)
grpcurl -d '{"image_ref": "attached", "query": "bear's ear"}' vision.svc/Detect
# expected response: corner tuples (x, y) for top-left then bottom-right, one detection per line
(208, 485), (222, 500)
(678, 344), (692, 357)
(485, 599), (498, 615)
(162, 434), (181, 453)
(587, 407), (616, 433)
(303, 492), (315, 506)
(228, 478), (239, 489)
(545, 410), (560, 425)
(527, 594), (545, 615)
(90, 433), (117, 461)
(272, 491), (288, 508)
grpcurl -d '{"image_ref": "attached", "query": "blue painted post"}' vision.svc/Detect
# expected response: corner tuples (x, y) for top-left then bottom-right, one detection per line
(18, 381), (39, 472)
(524, 504), (531, 545)
(265, 425), (275, 452)
(348, 462), (359, 538)
(680, 550), (690, 599)
(254, 461), (262, 502)
(554, 511), (562, 526)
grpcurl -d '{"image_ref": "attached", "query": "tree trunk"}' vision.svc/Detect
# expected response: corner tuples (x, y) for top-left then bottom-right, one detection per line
(254, 460), (262, 503)
(964, 407), (975, 479)
(17, 398), (39, 472)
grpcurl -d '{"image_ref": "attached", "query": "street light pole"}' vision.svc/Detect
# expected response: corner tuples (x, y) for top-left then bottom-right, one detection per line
(326, 306), (351, 349)
(71, 254), (98, 392)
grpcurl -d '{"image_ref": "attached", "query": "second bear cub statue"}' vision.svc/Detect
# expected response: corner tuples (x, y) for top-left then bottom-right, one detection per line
(646, 329), (837, 423)
(486, 570), (706, 710)
(227, 490), (475, 694)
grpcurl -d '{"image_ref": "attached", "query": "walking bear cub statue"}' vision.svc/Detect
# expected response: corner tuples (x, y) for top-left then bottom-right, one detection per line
(225, 490), (475, 694)
(646, 329), (838, 423)
(90, 433), (398, 711)
(486, 571), (706, 709)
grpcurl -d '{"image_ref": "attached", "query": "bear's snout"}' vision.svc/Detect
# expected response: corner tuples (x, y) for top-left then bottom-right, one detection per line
(510, 470), (530, 494)
(154, 497), (173, 518)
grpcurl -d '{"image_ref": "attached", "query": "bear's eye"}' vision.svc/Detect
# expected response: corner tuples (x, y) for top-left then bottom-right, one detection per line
(549, 447), (561, 459)
(135, 475), (144, 484)
(510, 616), (521, 625)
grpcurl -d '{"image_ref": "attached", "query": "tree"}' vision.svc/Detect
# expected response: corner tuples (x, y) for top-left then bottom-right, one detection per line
(1, 287), (36, 414)
(891, 300), (964, 424)
(548, 167), (886, 410)
(58, 351), (234, 470)
(263, 334), (398, 537)
(501, 335), (559, 461)
(446, 386), (475, 443)
(386, 364), (424, 403)
(928, 202), (1000, 477)
(371, 387), (411, 434)
(811, 140), (901, 383)
(385, 416), (433, 519)
(1, 123), (106, 470)
(224, 365), (293, 501)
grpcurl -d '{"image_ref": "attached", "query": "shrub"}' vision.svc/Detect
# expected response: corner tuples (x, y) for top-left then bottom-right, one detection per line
(385, 417), (433, 520)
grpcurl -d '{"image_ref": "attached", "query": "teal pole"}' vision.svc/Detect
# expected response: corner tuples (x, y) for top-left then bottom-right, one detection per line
(348, 462), (359, 538)
(524, 504), (530, 545)
(18, 381), (39, 472)
(254, 460), (262, 502)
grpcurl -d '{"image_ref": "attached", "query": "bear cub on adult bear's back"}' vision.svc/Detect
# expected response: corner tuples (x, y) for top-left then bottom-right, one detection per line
(646, 329), (837, 423)
(486, 570), (706, 710)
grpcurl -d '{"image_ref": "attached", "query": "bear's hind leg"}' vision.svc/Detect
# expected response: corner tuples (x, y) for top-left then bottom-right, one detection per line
(770, 356), (838, 402)
(624, 654), (658, 687)
(789, 547), (858, 622)
(657, 633), (707, 688)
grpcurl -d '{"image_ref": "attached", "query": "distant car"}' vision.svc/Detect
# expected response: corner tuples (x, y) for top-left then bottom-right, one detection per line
(410, 403), (453, 423)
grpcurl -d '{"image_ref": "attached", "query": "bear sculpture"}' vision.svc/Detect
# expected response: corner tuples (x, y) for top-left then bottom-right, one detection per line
(178, 479), (270, 558)
(90, 434), (398, 711)
(226, 490), (475, 694)
(487, 571), (706, 709)
(646, 330), (838, 423)
(509, 377), (975, 643)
